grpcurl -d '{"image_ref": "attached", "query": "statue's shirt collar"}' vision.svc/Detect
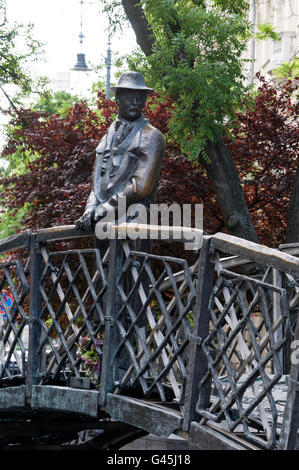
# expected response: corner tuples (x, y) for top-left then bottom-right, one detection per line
(115, 114), (145, 128)
(112, 115), (147, 147)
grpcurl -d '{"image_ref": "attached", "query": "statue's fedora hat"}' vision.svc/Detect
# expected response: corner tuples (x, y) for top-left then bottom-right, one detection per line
(110, 72), (154, 94)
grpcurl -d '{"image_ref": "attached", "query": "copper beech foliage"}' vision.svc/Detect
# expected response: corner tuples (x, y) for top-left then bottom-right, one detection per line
(0, 76), (298, 250)
(225, 75), (298, 247)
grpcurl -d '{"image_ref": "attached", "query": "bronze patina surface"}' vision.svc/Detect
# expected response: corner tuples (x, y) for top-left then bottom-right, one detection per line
(75, 72), (165, 231)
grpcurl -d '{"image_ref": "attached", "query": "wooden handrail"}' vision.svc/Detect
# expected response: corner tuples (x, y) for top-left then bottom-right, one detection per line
(0, 230), (31, 254)
(212, 232), (299, 276)
(1, 224), (299, 276)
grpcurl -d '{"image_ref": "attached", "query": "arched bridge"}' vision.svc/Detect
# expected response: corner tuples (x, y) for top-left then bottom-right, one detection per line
(0, 224), (298, 450)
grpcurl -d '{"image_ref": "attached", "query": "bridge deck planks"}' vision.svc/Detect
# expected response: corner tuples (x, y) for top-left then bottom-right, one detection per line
(105, 393), (183, 437)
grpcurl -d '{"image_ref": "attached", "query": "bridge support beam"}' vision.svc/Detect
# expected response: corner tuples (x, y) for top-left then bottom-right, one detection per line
(99, 239), (124, 406)
(26, 234), (43, 397)
(30, 385), (101, 418)
(183, 237), (214, 431)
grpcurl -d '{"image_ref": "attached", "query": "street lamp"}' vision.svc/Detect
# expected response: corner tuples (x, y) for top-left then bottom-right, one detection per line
(71, 0), (112, 96)
(105, 29), (111, 99)
(72, 0), (90, 71)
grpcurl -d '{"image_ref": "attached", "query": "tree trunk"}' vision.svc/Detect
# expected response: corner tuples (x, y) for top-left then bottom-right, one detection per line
(121, 0), (155, 56)
(286, 161), (299, 243)
(120, 0), (259, 242)
(202, 138), (259, 242)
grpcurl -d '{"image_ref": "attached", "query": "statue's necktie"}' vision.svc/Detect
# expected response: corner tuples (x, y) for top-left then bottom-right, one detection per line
(115, 121), (133, 145)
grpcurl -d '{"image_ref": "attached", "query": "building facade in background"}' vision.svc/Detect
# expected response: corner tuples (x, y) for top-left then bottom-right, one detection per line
(244, 0), (298, 82)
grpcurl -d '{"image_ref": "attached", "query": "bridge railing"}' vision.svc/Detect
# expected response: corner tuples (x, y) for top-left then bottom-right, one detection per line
(0, 224), (201, 397)
(0, 225), (298, 450)
(0, 231), (31, 384)
(184, 234), (299, 450)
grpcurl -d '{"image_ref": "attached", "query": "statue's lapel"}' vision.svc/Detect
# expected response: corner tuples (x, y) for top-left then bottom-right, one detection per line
(93, 117), (147, 204)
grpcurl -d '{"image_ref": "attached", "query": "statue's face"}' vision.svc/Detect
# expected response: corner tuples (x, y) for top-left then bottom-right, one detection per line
(116, 89), (147, 121)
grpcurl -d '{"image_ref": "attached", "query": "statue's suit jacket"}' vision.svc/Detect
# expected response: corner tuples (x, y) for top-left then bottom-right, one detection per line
(86, 115), (165, 212)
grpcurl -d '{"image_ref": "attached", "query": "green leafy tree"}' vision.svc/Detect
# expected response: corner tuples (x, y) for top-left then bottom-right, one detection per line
(31, 90), (81, 116)
(274, 57), (299, 81)
(98, 0), (260, 242)
(255, 22), (280, 42)
(0, 0), (45, 95)
(0, 1), (46, 236)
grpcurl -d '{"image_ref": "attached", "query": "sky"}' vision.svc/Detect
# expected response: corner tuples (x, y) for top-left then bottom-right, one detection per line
(0, 0), (137, 152)
(5, 0), (137, 84)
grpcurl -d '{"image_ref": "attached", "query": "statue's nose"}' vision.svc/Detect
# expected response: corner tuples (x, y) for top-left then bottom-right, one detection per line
(132, 96), (137, 104)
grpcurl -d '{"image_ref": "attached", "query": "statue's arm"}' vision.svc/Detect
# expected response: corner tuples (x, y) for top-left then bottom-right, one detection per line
(130, 129), (165, 202)
(85, 191), (98, 209)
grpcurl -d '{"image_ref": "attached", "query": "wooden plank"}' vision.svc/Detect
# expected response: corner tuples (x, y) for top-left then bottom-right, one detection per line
(212, 232), (299, 276)
(96, 222), (203, 248)
(0, 230), (31, 254)
(4, 224), (202, 248)
(279, 243), (299, 254)
(0, 385), (26, 409)
(30, 385), (100, 417)
(189, 422), (256, 450)
(280, 248), (299, 256)
(219, 255), (251, 269)
(105, 393), (183, 437)
(36, 225), (93, 243)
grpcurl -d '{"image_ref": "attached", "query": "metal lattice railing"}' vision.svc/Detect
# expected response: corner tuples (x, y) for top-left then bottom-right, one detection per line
(184, 235), (299, 450)
(196, 259), (292, 448)
(113, 245), (197, 404)
(0, 259), (30, 381)
(0, 226), (298, 450)
(37, 246), (109, 386)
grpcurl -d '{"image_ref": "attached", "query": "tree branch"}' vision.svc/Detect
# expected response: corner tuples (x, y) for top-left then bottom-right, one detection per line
(121, 0), (155, 56)
(0, 83), (18, 112)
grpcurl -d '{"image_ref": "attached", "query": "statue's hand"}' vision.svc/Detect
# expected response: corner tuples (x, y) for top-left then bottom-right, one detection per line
(75, 206), (96, 231)
(95, 202), (115, 222)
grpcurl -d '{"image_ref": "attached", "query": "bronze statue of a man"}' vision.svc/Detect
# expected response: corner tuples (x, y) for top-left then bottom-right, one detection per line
(75, 72), (165, 231)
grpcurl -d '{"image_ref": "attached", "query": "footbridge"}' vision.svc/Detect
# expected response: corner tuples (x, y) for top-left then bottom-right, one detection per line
(0, 224), (298, 450)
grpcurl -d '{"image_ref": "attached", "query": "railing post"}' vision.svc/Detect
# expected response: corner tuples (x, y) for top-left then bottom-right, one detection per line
(99, 238), (123, 406)
(26, 234), (43, 397)
(183, 236), (215, 431)
(278, 309), (299, 449)
(272, 268), (285, 372)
